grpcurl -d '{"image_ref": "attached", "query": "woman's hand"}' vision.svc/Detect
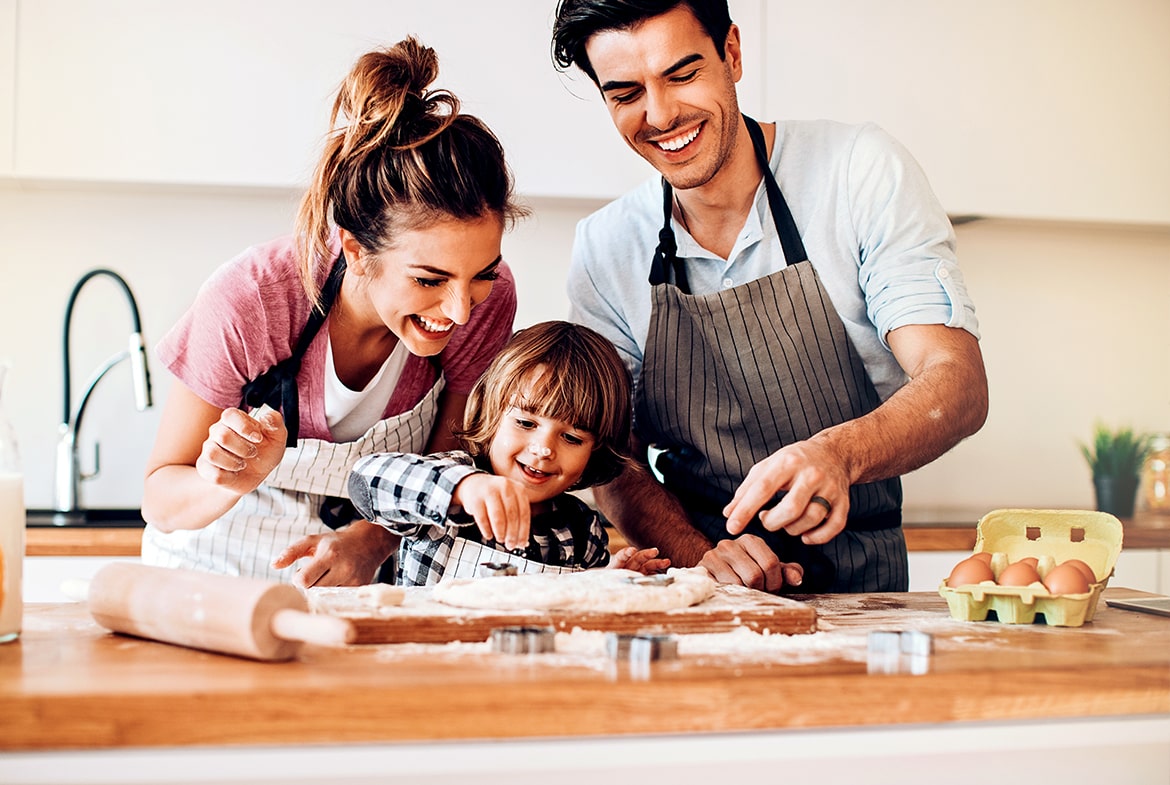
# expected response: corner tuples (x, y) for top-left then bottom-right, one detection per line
(195, 405), (288, 497)
(273, 520), (399, 589)
(609, 546), (671, 575)
(452, 474), (531, 552)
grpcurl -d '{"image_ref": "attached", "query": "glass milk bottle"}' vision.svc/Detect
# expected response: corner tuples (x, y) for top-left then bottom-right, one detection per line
(0, 363), (24, 643)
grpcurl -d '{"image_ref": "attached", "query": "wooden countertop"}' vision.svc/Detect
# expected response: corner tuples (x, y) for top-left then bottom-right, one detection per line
(3, 588), (1168, 751)
(24, 510), (1170, 557)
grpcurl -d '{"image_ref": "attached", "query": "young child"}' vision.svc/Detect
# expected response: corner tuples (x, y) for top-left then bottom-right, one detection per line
(348, 320), (668, 586)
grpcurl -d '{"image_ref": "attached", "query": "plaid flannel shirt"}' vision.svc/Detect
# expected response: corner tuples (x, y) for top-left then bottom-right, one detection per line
(349, 451), (610, 586)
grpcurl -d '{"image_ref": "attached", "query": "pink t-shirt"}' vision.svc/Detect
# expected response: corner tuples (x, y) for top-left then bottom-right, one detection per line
(157, 234), (516, 441)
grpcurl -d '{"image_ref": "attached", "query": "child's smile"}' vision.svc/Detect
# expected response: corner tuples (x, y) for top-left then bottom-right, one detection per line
(488, 406), (596, 508)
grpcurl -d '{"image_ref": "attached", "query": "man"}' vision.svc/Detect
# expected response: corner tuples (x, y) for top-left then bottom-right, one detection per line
(551, 0), (988, 592)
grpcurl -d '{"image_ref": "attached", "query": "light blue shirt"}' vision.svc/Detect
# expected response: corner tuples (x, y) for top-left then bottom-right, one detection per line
(567, 120), (980, 402)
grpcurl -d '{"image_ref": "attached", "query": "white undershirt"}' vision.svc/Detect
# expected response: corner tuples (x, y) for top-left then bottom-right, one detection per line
(324, 337), (409, 442)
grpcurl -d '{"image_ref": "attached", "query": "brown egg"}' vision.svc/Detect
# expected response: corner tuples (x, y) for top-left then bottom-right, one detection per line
(946, 556), (996, 587)
(970, 551), (993, 564)
(1043, 563), (1092, 595)
(997, 560), (1042, 587)
(1061, 559), (1097, 583)
(1017, 556), (1039, 569)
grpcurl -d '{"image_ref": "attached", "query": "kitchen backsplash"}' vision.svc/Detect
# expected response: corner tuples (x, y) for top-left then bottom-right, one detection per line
(1, 185), (1167, 513)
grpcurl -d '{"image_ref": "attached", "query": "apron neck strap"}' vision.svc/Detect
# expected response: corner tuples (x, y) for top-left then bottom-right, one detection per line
(743, 116), (808, 265)
(649, 178), (689, 292)
(648, 115), (809, 290)
(240, 253), (347, 446)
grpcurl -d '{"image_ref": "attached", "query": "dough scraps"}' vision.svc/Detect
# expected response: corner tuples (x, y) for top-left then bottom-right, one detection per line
(431, 567), (717, 613)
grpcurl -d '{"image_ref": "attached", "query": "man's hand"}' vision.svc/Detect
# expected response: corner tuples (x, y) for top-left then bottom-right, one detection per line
(698, 535), (804, 592)
(722, 439), (850, 545)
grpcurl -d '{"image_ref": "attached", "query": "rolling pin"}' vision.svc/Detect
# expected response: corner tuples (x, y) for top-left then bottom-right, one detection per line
(87, 562), (354, 661)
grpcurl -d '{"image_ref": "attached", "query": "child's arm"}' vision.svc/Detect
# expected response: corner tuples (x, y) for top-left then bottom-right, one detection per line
(609, 546), (671, 575)
(348, 451), (480, 534)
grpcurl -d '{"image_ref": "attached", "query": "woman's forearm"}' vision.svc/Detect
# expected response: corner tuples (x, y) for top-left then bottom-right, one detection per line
(141, 464), (245, 532)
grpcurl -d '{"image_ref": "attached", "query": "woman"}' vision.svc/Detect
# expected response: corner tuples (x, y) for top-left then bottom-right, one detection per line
(140, 37), (524, 588)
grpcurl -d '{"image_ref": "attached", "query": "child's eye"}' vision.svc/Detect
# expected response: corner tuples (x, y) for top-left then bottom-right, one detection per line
(562, 434), (584, 446)
(514, 418), (536, 430)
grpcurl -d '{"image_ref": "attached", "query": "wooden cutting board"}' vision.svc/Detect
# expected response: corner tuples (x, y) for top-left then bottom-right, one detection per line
(308, 584), (817, 644)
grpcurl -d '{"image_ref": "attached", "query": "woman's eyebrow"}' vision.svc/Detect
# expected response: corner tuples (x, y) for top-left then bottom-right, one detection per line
(408, 255), (503, 277)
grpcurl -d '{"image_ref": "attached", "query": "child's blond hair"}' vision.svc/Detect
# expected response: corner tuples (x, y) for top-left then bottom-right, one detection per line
(458, 321), (633, 488)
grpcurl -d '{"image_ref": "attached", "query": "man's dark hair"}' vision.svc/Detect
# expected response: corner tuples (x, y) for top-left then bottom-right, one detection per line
(551, 0), (733, 84)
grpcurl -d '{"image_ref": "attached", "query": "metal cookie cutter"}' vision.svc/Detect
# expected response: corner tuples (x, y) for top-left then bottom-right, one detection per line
(605, 632), (678, 662)
(479, 562), (518, 578)
(490, 626), (556, 654)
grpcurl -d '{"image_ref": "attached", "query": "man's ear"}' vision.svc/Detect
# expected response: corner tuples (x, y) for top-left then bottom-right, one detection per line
(724, 23), (743, 82)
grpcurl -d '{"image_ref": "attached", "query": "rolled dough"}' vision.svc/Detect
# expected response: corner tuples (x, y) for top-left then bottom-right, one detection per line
(431, 567), (717, 613)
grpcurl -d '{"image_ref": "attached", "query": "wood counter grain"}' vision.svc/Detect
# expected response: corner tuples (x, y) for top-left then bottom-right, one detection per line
(3, 588), (1168, 751)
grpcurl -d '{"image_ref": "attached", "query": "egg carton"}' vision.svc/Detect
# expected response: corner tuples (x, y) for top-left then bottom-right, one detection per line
(937, 509), (1124, 627)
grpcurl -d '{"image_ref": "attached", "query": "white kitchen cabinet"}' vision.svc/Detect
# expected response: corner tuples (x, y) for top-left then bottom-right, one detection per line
(10, 0), (756, 199)
(763, 0), (1170, 225)
(0, 0), (14, 176)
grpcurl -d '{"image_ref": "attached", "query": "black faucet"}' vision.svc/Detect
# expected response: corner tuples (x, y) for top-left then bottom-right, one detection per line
(54, 269), (154, 513)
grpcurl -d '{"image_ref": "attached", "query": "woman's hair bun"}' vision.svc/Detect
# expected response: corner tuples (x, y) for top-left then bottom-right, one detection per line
(337, 37), (457, 153)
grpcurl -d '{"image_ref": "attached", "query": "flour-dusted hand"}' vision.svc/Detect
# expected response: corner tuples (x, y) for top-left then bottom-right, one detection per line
(722, 439), (850, 546)
(273, 520), (397, 589)
(453, 473), (532, 552)
(698, 535), (803, 593)
(609, 546), (670, 575)
(195, 405), (288, 496)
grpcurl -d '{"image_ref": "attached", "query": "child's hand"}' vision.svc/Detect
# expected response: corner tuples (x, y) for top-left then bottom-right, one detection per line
(453, 474), (531, 552)
(609, 546), (671, 575)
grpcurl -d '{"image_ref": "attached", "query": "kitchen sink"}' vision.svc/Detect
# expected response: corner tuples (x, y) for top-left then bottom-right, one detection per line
(25, 508), (146, 529)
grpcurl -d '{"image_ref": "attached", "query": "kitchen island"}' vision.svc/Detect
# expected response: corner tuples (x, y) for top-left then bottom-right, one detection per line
(2, 589), (1168, 785)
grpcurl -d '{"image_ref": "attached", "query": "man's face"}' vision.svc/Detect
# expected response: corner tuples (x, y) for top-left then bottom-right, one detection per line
(584, 5), (743, 192)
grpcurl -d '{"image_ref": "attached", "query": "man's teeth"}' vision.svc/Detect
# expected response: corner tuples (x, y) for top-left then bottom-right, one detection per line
(657, 126), (700, 152)
(415, 315), (453, 333)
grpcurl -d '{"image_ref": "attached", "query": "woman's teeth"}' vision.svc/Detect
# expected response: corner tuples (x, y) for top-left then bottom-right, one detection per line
(414, 315), (453, 334)
(657, 126), (700, 152)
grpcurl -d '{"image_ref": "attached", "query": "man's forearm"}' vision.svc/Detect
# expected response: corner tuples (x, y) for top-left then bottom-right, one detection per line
(592, 463), (713, 567)
(816, 327), (988, 486)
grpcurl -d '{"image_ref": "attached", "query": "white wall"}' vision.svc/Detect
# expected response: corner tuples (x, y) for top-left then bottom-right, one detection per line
(1, 181), (1167, 513)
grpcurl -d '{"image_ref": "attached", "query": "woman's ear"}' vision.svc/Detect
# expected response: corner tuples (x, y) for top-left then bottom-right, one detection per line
(338, 229), (369, 275)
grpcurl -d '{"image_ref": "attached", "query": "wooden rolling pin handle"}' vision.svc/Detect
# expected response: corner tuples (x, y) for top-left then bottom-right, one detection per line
(269, 608), (355, 647)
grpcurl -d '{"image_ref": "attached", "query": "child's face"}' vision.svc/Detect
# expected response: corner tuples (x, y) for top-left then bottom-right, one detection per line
(487, 404), (597, 509)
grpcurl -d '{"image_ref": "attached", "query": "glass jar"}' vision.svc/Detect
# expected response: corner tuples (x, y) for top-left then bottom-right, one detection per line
(1139, 432), (1170, 515)
(0, 362), (24, 643)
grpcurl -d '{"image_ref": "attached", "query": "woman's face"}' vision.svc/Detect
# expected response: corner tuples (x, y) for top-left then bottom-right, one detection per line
(343, 214), (504, 356)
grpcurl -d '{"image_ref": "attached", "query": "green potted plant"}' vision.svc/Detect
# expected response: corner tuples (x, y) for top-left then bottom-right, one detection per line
(1080, 423), (1150, 518)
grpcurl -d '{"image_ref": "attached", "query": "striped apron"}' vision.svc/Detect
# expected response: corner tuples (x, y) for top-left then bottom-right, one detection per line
(141, 379), (443, 582)
(143, 254), (443, 583)
(634, 116), (908, 593)
(439, 538), (581, 582)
